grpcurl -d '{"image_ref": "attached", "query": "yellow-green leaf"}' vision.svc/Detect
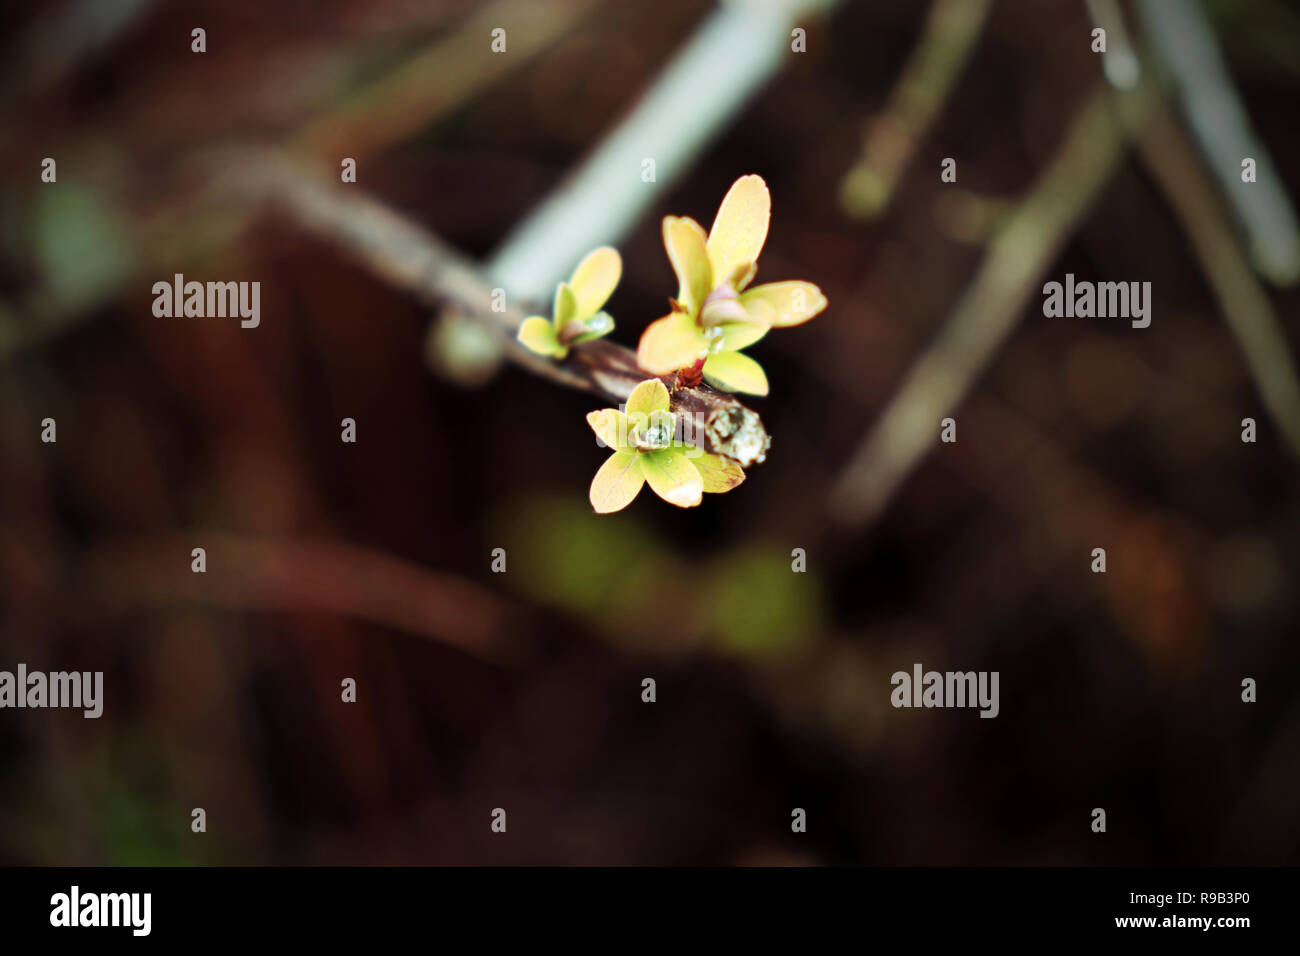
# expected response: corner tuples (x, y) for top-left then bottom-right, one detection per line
(702, 351), (769, 396)
(639, 449), (703, 508)
(692, 452), (746, 494)
(738, 280), (827, 328)
(552, 282), (578, 328)
(717, 322), (768, 352)
(626, 378), (671, 417)
(586, 408), (629, 450)
(589, 451), (645, 514)
(517, 316), (566, 358)
(569, 246), (621, 318)
(727, 260), (758, 293)
(707, 175), (770, 290)
(637, 311), (706, 375)
(662, 216), (712, 315)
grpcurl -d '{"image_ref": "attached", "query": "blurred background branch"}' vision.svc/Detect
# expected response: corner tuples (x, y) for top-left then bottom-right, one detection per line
(1138, 0), (1300, 285)
(1138, 108), (1300, 456)
(1085, 0), (1141, 90)
(830, 78), (1159, 527)
(838, 0), (993, 219)
(486, 0), (840, 305)
(86, 533), (525, 663)
(291, 0), (598, 163)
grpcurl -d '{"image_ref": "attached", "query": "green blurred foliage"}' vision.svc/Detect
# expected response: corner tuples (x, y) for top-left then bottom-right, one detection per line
(33, 183), (132, 311)
(100, 783), (206, 866)
(493, 496), (823, 657)
(704, 548), (821, 658)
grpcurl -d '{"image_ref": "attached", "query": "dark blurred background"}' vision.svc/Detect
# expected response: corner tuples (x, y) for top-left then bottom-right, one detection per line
(1, 0), (1298, 865)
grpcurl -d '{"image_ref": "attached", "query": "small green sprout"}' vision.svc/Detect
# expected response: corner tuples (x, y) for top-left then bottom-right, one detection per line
(586, 379), (745, 513)
(517, 246), (621, 359)
(636, 175), (828, 395)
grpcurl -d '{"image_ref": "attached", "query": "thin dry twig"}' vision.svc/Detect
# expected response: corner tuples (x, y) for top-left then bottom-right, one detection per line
(838, 0), (995, 219)
(228, 151), (772, 467)
(1137, 0), (1300, 285)
(84, 533), (525, 664)
(1137, 108), (1300, 456)
(292, 0), (597, 162)
(487, 0), (840, 304)
(0, 0), (588, 363)
(829, 79), (1158, 527)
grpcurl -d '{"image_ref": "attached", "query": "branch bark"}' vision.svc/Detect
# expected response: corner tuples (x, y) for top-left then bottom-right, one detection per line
(224, 150), (771, 467)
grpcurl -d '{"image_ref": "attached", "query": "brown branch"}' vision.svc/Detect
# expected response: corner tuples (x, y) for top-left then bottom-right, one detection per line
(223, 150), (771, 468)
(83, 533), (527, 665)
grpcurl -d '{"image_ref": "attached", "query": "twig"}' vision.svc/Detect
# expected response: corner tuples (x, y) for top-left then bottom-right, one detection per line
(231, 151), (771, 467)
(435, 0), (834, 424)
(1, 0), (155, 101)
(291, 0), (597, 162)
(486, 0), (839, 304)
(1137, 0), (1300, 285)
(84, 533), (525, 664)
(838, 0), (994, 219)
(1085, 0), (1141, 90)
(0, 0), (571, 363)
(1137, 108), (1300, 457)
(829, 79), (1157, 527)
